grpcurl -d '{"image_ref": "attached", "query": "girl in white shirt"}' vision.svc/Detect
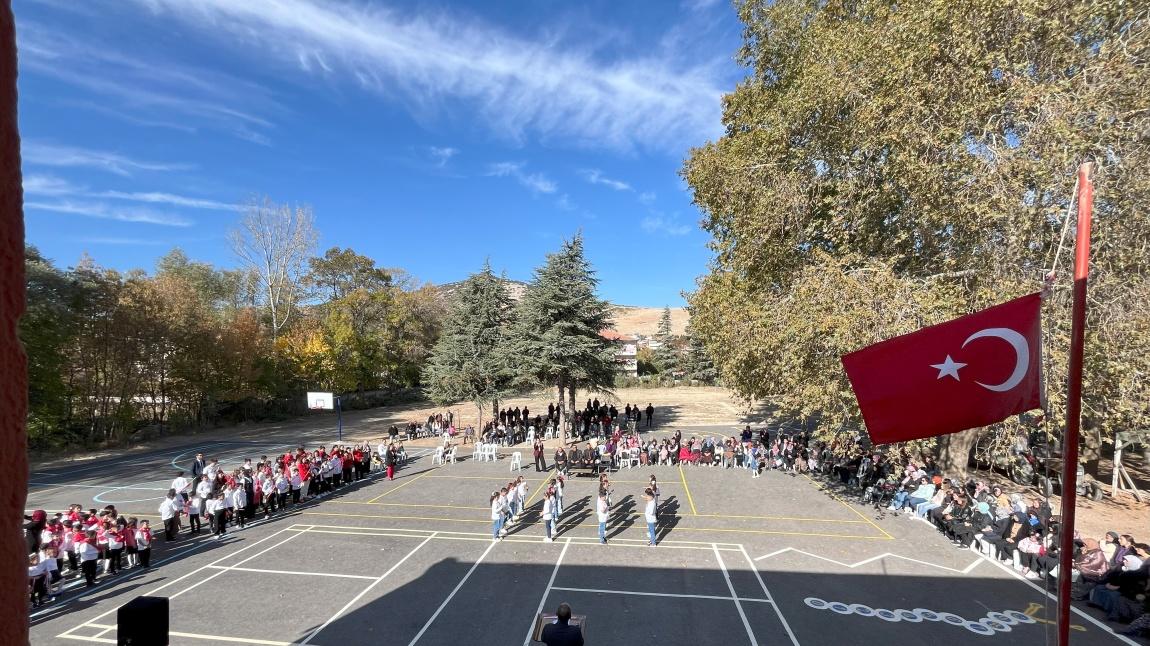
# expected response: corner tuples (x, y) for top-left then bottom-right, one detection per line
(643, 488), (658, 546)
(490, 491), (505, 541)
(78, 531), (99, 587)
(134, 520), (153, 568)
(188, 495), (203, 534)
(28, 554), (48, 607)
(541, 491), (556, 542)
(515, 478), (529, 519)
(233, 485), (247, 529)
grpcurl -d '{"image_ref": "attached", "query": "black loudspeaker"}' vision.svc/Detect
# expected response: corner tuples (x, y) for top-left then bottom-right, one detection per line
(117, 595), (169, 645)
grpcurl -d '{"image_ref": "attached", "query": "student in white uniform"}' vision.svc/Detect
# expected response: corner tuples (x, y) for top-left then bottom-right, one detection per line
(541, 491), (556, 542)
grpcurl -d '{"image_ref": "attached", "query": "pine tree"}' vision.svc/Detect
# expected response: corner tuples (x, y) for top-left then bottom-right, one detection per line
(682, 321), (717, 385)
(513, 233), (616, 426)
(652, 305), (678, 374)
(424, 261), (516, 427)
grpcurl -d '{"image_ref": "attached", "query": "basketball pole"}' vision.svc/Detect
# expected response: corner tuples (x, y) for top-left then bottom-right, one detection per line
(336, 396), (343, 443)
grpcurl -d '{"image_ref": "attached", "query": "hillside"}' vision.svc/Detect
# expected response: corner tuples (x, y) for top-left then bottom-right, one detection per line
(435, 278), (688, 337)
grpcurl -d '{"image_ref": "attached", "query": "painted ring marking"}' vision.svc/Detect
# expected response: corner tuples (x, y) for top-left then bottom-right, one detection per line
(874, 609), (901, 622)
(980, 619), (1011, 633)
(897, 609), (922, 623)
(1003, 610), (1035, 624)
(804, 598), (828, 610)
(939, 612), (966, 626)
(915, 608), (942, 622)
(985, 612), (1017, 626)
(849, 604), (875, 617)
(965, 621), (997, 636)
(829, 602), (852, 615)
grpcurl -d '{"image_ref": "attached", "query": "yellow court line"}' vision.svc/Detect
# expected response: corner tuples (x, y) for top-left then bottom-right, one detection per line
(300, 511), (884, 539)
(521, 466), (556, 509)
(802, 474), (894, 540)
(296, 528), (743, 551)
(294, 522), (747, 547)
(367, 469), (435, 503)
(425, 475), (540, 482)
(330, 500), (489, 511)
(678, 464), (698, 515)
(692, 512), (867, 524)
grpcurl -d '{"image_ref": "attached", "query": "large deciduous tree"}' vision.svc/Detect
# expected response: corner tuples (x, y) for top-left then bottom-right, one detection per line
(230, 197), (317, 340)
(683, 0), (1150, 475)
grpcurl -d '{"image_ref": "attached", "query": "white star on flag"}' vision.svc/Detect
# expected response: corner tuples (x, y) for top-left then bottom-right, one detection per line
(931, 355), (967, 381)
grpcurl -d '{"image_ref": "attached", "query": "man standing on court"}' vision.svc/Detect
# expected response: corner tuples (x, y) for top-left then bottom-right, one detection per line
(541, 603), (584, 646)
(191, 452), (206, 488)
(645, 403), (655, 428)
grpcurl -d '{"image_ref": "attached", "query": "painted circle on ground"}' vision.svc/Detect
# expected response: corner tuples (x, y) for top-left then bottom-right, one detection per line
(980, 619), (1011, 633)
(1003, 610), (1036, 624)
(939, 612), (966, 626)
(93, 481), (172, 504)
(805, 598), (828, 610)
(849, 604), (875, 617)
(914, 608), (942, 622)
(829, 602), (852, 615)
(965, 621), (996, 636)
(985, 612), (1017, 626)
(874, 609), (901, 622)
(897, 609), (922, 623)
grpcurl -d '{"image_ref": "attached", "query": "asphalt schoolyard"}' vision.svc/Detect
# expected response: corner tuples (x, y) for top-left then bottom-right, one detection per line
(28, 431), (1139, 646)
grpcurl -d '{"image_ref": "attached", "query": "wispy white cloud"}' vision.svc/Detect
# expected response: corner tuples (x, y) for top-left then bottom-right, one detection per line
(639, 191), (657, 205)
(556, 194), (575, 211)
(641, 213), (692, 236)
(125, 0), (728, 152)
(19, 22), (280, 144)
(25, 200), (193, 227)
(487, 162), (557, 195)
(23, 142), (190, 176)
(22, 174), (78, 196)
(429, 146), (459, 167)
(580, 169), (632, 192)
(75, 237), (171, 246)
(93, 191), (240, 211)
(22, 172), (237, 212)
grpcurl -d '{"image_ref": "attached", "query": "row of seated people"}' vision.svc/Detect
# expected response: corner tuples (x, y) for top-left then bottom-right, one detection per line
(881, 467), (1149, 638)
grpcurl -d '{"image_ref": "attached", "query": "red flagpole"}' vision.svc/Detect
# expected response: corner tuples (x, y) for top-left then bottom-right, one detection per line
(1057, 162), (1093, 646)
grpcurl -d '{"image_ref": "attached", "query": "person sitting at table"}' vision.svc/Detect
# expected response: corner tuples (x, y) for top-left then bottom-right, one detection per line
(582, 444), (597, 469)
(554, 446), (569, 474)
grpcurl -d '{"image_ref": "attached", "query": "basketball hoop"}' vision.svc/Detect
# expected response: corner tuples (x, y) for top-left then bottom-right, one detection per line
(306, 391), (335, 411)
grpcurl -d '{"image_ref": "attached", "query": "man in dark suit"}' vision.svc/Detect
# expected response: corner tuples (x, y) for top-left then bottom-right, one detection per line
(191, 452), (207, 488)
(541, 603), (584, 646)
(645, 403), (655, 428)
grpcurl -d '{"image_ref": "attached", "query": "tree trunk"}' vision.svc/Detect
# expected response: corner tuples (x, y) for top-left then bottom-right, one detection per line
(937, 427), (979, 479)
(556, 379), (566, 441)
(1081, 417), (1102, 477)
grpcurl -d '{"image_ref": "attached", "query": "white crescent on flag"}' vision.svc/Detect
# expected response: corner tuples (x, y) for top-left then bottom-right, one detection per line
(961, 327), (1030, 392)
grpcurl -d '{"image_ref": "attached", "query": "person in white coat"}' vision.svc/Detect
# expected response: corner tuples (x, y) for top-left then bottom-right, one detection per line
(541, 491), (556, 542)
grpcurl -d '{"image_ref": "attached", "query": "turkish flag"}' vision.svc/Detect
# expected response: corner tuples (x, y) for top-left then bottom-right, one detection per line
(841, 293), (1044, 445)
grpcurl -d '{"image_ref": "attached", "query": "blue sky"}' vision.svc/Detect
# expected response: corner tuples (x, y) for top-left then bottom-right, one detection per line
(16, 0), (744, 307)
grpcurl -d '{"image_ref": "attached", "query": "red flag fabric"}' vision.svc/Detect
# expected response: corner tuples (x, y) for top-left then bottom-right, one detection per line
(842, 293), (1043, 445)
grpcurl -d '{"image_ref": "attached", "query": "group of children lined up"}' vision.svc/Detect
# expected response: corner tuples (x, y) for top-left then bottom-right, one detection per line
(159, 441), (404, 542)
(24, 505), (155, 607)
(488, 473), (661, 546)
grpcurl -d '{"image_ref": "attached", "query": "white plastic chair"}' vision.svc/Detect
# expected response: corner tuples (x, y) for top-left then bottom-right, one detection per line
(445, 446), (457, 465)
(432, 446), (445, 466)
(472, 442), (485, 462)
(628, 447), (641, 469)
(510, 452), (523, 471)
(527, 429), (535, 443)
(484, 444), (498, 462)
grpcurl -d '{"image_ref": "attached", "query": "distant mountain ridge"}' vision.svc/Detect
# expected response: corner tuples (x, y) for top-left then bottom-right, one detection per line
(434, 277), (688, 337)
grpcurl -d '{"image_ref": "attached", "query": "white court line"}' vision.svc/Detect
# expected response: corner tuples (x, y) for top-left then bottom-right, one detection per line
(206, 565), (377, 580)
(167, 532), (306, 600)
(83, 624), (294, 646)
(550, 586), (772, 603)
(27, 482), (168, 491)
(522, 538), (571, 646)
(407, 538), (498, 646)
(57, 524), (308, 638)
(301, 532), (438, 645)
(714, 544), (758, 646)
(739, 545), (800, 646)
(753, 546), (982, 575)
(59, 634), (116, 644)
(978, 550), (1140, 646)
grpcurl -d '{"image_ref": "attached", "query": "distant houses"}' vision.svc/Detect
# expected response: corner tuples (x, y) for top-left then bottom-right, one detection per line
(599, 329), (638, 376)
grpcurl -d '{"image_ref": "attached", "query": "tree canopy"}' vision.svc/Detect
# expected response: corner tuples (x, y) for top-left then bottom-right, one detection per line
(684, 0), (1150, 472)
